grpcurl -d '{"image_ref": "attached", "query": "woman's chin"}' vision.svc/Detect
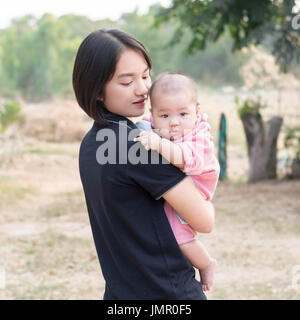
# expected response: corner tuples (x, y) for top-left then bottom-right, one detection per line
(131, 108), (145, 118)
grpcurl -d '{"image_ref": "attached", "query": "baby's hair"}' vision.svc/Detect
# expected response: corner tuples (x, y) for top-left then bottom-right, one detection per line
(150, 71), (198, 105)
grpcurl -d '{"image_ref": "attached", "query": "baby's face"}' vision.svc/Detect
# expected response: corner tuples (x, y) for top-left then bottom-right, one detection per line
(151, 91), (198, 141)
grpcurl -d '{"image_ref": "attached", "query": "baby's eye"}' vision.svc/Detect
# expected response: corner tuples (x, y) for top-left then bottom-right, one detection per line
(180, 112), (187, 117)
(161, 114), (168, 118)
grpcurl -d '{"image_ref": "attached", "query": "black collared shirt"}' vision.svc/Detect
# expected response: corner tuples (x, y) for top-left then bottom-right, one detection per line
(79, 110), (206, 300)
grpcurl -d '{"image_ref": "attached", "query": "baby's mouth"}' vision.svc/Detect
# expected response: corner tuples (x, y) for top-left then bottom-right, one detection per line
(169, 131), (181, 140)
(170, 130), (181, 136)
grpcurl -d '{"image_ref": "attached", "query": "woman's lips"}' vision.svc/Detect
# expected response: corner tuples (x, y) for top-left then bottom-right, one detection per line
(133, 99), (145, 107)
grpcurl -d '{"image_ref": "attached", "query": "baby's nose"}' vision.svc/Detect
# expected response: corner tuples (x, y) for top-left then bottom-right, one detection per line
(170, 117), (180, 126)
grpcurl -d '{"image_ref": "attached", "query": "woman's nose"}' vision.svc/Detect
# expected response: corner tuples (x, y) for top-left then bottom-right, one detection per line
(135, 79), (149, 96)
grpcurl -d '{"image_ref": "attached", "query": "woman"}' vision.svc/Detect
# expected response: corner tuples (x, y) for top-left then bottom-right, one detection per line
(72, 29), (215, 300)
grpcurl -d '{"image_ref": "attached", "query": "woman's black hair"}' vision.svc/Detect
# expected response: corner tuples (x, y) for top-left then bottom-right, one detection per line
(72, 29), (152, 125)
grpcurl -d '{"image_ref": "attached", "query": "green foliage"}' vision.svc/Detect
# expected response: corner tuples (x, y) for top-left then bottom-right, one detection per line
(284, 126), (300, 158)
(0, 14), (96, 101)
(0, 8), (249, 101)
(235, 96), (267, 118)
(155, 0), (300, 73)
(0, 100), (23, 133)
(122, 7), (248, 85)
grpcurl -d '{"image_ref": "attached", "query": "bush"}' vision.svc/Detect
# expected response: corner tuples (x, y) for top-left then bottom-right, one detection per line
(0, 100), (23, 133)
(279, 126), (300, 179)
(284, 126), (300, 159)
(235, 96), (267, 118)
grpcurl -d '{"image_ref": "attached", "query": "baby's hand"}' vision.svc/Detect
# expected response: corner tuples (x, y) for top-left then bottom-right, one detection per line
(134, 131), (161, 151)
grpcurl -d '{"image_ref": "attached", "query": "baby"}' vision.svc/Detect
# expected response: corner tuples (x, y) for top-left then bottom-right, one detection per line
(135, 72), (220, 291)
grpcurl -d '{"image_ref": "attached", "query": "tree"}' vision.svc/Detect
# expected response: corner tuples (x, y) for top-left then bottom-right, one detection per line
(121, 5), (248, 84)
(155, 0), (300, 72)
(236, 97), (283, 182)
(33, 14), (69, 100)
(0, 9), (251, 101)
(155, 0), (300, 182)
(236, 47), (299, 182)
(7, 15), (36, 100)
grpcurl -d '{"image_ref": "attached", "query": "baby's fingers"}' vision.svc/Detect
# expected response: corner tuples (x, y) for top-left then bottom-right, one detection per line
(133, 131), (149, 142)
(137, 138), (150, 150)
(134, 136), (148, 147)
(134, 136), (147, 143)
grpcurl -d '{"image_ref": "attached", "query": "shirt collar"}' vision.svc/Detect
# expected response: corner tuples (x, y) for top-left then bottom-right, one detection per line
(101, 108), (137, 129)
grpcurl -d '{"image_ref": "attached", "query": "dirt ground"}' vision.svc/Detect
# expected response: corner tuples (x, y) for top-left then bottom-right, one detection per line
(0, 98), (299, 300)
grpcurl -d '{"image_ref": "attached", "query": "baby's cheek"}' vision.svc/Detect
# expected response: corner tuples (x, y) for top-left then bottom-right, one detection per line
(182, 128), (192, 136)
(157, 127), (170, 139)
(182, 120), (196, 135)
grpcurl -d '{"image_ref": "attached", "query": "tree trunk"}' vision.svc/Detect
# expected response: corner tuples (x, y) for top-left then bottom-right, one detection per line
(292, 158), (300, 179)
(240, 114), (283, 183)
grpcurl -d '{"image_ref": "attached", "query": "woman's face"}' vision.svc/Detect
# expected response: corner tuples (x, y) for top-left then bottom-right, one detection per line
(102, 49), (151, 118)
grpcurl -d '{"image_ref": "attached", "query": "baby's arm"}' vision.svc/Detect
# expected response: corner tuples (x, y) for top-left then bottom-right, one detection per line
(134, 131), (185, 169)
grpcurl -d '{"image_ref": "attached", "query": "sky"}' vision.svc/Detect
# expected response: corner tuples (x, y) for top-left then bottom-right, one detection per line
(0, 0), (171, 29)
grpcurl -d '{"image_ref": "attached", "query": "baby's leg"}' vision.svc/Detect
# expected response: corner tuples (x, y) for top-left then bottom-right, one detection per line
(180, 240), (217, 291)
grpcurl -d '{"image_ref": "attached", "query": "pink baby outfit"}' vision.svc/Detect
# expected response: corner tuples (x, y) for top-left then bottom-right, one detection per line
(142, 114), (220, 245)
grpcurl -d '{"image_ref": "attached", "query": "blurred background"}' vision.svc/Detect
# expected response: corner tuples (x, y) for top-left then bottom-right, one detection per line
(0, 0), (299, 299)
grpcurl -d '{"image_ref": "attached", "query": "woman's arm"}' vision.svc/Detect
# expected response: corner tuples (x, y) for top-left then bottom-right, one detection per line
(162, 176), (215, 233)
(134, 131), (185, 169)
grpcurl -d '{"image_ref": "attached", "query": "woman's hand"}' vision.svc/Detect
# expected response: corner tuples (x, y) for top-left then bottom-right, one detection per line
(134, 131), (161, 151)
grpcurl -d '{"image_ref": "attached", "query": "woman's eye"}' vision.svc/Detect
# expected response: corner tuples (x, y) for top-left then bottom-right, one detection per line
(161, 114), (168, 118)
(121, 82), (132, 86)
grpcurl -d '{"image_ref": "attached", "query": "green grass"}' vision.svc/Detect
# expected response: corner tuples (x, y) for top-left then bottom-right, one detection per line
(15, 282), (68, 300)
(0, 175), (36, 206)
(23, 146), (77, 158)
(41, 190), (86, 218)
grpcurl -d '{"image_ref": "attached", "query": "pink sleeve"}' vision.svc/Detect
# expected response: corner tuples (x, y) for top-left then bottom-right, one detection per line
(177, 120), (214, 174)
(142, 114), (152, 122)
(142, 114), (154, 128)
